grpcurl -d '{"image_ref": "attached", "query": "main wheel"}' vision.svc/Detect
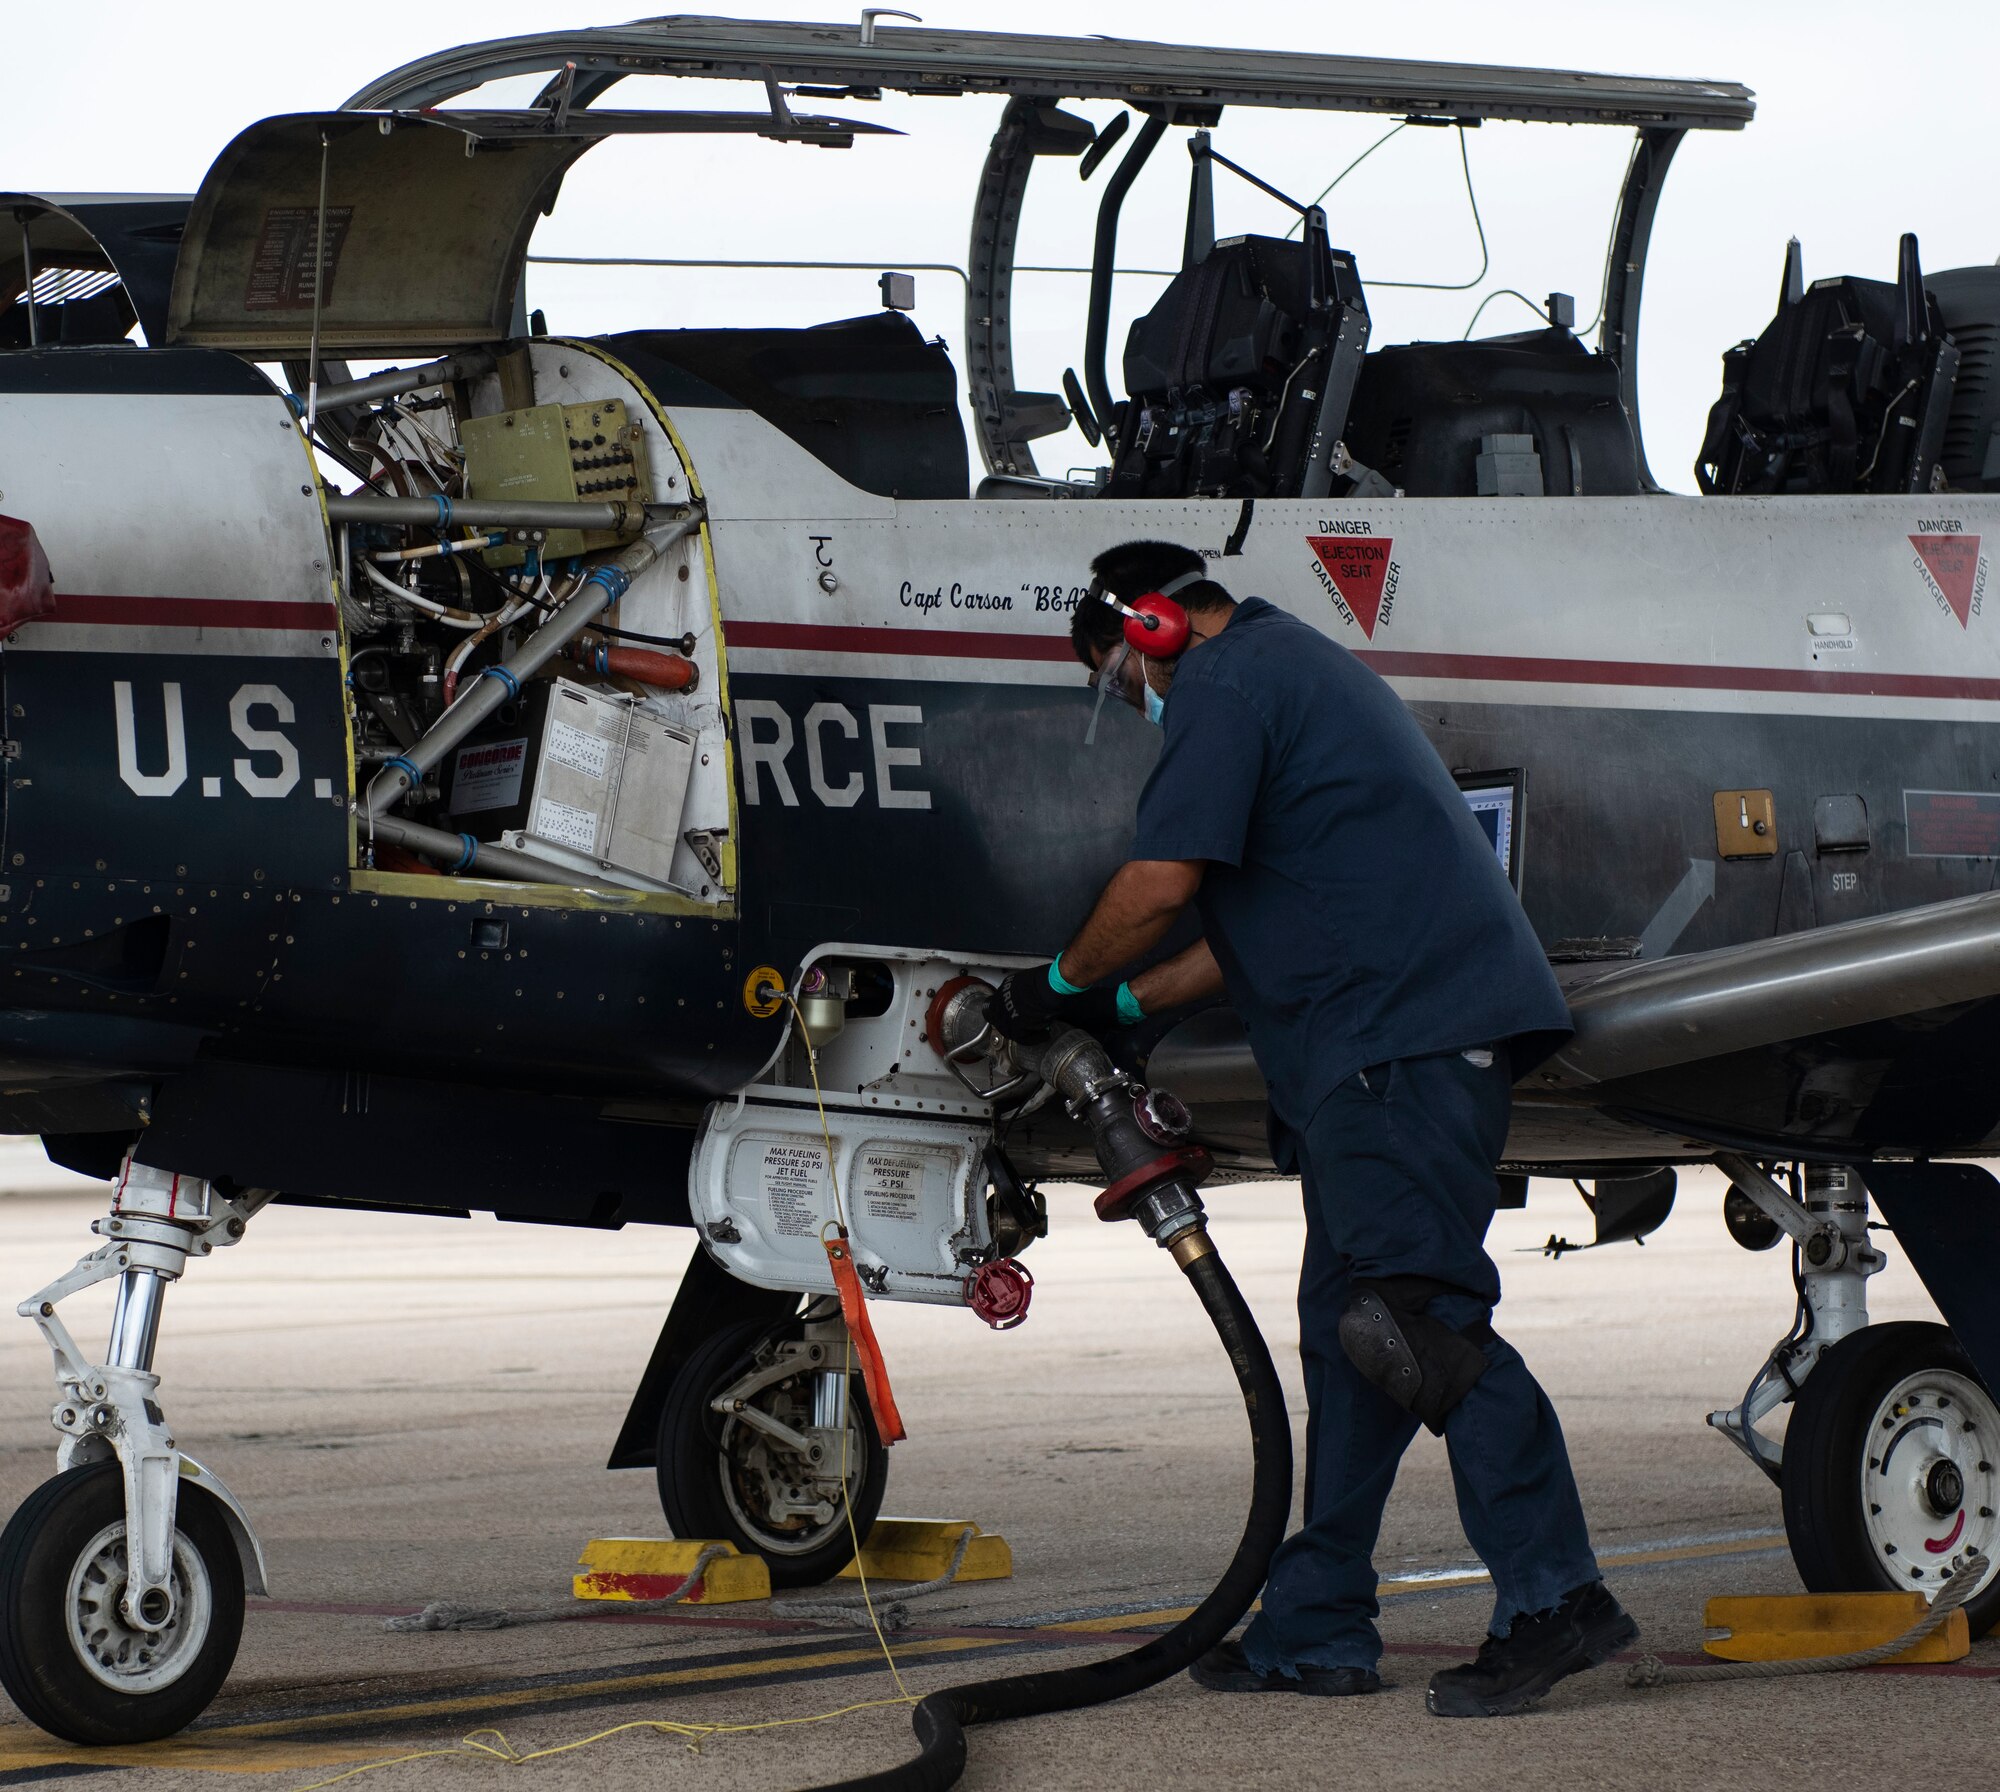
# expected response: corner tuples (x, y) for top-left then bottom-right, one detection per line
(1782, 1321), (2000, 1637)
(0, 1461), (245, 1743)
(656, 1317), (888, 1589)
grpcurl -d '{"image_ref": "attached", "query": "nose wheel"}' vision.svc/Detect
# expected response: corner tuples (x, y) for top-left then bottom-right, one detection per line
(1782, 1321), (2000, 1636)
(0, 1462), (245, 1744)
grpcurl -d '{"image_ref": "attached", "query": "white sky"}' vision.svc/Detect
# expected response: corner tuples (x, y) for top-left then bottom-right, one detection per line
(6, 1), (1999, 492)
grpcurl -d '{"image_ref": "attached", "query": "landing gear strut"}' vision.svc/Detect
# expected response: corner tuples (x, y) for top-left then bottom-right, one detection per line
(1709, 1157), (2000, 1635)
(0, 1159), (269, 1742)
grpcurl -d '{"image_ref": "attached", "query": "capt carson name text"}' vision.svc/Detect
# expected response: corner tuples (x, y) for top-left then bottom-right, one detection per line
(900, 579), (1013, 613)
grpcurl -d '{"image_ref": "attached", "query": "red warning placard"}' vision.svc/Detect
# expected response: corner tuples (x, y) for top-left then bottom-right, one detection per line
(1307, 534), (1396, 638)
(1910, 531), (1983, 627)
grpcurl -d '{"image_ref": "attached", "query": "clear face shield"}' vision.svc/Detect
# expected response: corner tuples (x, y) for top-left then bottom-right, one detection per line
(1084, 638), (1144, 744)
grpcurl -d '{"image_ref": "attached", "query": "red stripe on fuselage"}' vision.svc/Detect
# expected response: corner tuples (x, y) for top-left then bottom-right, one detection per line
(726, 620), (2000, 700)
(727, 621), (1073, 661)
(51, 595), (337, 632)
(1353, 648), (2000, 703)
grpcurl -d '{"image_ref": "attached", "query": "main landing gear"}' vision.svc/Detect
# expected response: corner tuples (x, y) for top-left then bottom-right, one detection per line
(656, 1303), (888, 1587)
(1709, 1157), (2000, 1635)
(0, 1159), (268, 1743)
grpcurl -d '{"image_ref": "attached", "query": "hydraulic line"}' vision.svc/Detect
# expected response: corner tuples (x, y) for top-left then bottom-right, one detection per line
(326, 493), (641, 532)
(293, 348), (499, 416)
(798, 1225), (1290, 1792)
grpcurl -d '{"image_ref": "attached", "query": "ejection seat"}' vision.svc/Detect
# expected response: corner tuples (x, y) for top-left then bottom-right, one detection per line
(1340, 321), (1642, 497)
(1695, 235), (1959, 496)
(1103, 231), (1371, 501)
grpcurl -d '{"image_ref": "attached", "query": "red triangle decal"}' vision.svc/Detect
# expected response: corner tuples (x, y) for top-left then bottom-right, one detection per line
(1307, 535), (1394, 638)
(1912, 532), (1981, 627)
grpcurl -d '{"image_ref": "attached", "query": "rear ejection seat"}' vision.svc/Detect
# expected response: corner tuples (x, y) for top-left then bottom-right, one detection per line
(1694, 234), (1958, 496)
(1340, 324), (1641, 497)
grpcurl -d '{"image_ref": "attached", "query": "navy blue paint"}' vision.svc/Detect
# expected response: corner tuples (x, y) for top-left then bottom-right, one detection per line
(732, 669), (1158, 965)
(1858, 1164), (2000, 1393)
(2, 649), (348, 889)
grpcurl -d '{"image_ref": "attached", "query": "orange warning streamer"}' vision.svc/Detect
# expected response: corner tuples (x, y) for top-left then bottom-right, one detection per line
(823, 1230), (907, 1445)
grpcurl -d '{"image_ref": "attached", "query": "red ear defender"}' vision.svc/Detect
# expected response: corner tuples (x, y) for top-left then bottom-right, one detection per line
(1123, 592), (1192, 656)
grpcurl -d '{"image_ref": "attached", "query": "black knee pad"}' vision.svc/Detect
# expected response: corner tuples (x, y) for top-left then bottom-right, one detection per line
(1338, 1276), (1493, 1436)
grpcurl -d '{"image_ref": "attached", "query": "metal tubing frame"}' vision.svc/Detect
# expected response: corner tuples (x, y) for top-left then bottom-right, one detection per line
(325, 494), (637, 532)
(303, 348), (499, 415)
(359, 508), (700, 818)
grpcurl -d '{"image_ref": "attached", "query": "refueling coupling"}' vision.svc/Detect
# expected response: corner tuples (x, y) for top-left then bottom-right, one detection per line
(924, 977), (1217, 1253)
(1024, 1023), (1216, 1260)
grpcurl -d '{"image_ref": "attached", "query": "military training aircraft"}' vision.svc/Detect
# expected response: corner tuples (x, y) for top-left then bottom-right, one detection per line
(0, 13), (1997, 1745)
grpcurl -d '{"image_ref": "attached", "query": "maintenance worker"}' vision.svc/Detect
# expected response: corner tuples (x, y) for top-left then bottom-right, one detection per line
(988, 539), (1635, 1718)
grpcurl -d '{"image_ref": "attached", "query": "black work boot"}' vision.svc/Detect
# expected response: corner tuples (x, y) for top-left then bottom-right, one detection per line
(1425, 1581), (1636, 1717)
(1190, 1640), (1382, 1697)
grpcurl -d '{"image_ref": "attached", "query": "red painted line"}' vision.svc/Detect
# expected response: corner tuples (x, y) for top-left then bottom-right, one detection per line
(725, 620), (2000, 701)
(51, 594), (337, 632)
(1352, 647), (2000, 702)
(727, 620), (1073, 662)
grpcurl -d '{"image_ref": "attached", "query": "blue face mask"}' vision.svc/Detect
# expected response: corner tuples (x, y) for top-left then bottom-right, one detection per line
(1143, 680), (1166, 728)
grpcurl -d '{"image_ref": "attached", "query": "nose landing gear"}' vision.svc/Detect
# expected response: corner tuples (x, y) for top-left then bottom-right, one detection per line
(0, 1158), (269, 1743)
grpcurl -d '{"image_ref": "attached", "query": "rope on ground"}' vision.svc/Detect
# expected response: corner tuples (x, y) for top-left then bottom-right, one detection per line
(770, 1524), (978, 1631)
(289, 1699), (919, 1792)
(383, 1544), (730, 1632)
(1626, 1551), (1989, 1687)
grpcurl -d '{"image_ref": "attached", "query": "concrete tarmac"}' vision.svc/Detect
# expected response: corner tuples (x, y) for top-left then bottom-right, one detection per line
(0, 1149), (1992, 1790)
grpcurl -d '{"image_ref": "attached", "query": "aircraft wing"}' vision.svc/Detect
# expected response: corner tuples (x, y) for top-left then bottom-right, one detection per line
(1145, 887), (2000, 1164)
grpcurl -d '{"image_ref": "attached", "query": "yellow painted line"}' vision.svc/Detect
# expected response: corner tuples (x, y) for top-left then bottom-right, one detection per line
(1046, 1532), (1789, 1634)
(199, 1635), (995, 1743)
(0, 1736), (395, 1776)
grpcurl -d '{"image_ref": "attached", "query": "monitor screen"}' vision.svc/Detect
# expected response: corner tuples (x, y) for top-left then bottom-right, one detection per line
(1456, 771), (1522, 890)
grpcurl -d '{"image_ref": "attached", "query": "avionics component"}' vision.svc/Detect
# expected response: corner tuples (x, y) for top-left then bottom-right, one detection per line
(486, 678), (696, 891)
(460, 398), (651, 565)
(690, 1101), (994, 1306)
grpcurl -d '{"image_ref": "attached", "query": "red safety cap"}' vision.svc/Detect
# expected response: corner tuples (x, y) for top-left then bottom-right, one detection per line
(1123, 591), (1191, 657)
(966, 1257), (1034, 1330)
(0, 516), (56, 643)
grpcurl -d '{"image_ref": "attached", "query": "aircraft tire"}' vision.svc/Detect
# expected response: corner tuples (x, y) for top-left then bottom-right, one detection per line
(1782, 1320), (2000, 1638)
(655, 1316), (888, 1589)
(0, 1460), (244, 1744)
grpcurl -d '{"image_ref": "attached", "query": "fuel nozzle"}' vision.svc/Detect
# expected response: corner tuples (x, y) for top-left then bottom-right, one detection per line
(923, 982), (1215, 1248)
(1028, 1023), (1214, 1249)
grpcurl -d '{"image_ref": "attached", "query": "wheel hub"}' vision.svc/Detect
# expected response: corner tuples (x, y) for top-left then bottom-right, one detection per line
(65, 1520), (212, 1694)
(1925, 1458), (1966, 1518)
(1861, 1370), (1999, 1591)
(716, 1350), (864, 1560)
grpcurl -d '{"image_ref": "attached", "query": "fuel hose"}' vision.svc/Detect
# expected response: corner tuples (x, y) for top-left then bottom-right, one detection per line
(797, 1227), (1291, 1792)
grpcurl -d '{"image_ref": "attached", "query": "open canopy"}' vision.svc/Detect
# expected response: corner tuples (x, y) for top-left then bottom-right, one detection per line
(347, 15), (1754, 132)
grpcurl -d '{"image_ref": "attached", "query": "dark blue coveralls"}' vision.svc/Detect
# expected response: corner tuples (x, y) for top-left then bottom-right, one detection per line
(1128, 596), (1599, 1673)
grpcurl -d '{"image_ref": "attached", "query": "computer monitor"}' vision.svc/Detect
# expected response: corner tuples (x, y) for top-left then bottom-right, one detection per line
(1455, 768), (1524, 891)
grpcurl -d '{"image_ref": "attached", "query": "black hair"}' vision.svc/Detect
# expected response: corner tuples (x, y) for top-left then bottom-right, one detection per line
(1068, 538), (1234, 668)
